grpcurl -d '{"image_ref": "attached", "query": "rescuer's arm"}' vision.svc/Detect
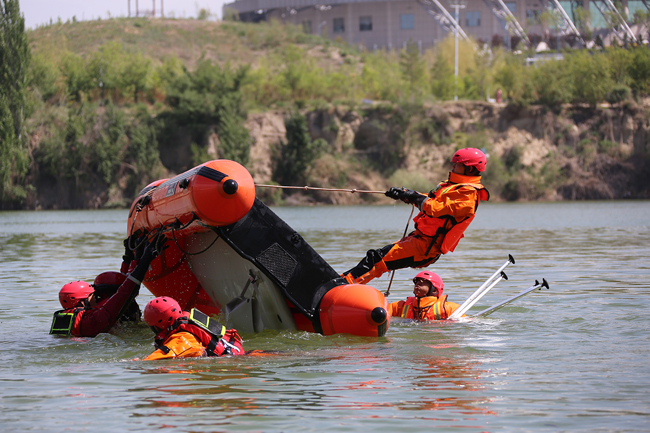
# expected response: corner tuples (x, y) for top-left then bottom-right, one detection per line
(388, 300), (405, 317)
(79, 238), (163, 337)
(385, 187), (427, 208)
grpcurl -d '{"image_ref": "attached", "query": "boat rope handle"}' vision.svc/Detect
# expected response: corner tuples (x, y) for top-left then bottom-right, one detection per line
(255, 184), (385, 194)
(169, 225), (221, 256)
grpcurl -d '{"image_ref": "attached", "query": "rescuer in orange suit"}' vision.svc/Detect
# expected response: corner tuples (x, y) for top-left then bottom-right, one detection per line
(50, 236), (163, 337)
(342, 148), (489, 285)
(389, 271), (462, 321)
(142, 296), (245, 360)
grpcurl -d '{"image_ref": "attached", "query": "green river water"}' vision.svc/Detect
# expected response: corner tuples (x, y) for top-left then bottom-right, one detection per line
(0, 200), (649, 432)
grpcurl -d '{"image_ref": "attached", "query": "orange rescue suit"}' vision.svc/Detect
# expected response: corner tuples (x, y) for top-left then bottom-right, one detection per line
(389, 294), (461, 321)
(344, 172), (489, 284)
(144, 331), (208, 360)
(144, 321), (244, 361)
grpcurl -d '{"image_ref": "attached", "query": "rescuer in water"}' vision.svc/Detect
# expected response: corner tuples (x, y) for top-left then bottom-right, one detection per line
(388, 271), (462, 321)
(50, 235), (163, 337)
(342, 148), (489, 285)
(142, 296), (245, 360)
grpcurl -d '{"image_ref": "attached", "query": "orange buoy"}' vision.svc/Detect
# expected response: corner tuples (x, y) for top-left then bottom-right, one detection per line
(127, 160), (255, 236)
(318, 284), (390, 337)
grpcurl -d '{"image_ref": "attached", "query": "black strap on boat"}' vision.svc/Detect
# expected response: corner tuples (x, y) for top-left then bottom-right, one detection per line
(197, 166), (228, 183)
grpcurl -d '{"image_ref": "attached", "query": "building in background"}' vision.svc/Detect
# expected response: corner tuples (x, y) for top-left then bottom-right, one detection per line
(223, 0), (648, 50)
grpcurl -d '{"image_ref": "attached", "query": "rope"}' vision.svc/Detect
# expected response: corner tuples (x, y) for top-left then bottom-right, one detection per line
(384, 204), (416, 297)
(255, 184), (385, 194)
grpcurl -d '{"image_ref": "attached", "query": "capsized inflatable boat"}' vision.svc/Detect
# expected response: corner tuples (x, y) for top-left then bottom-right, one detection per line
(127, 159), (389, 337)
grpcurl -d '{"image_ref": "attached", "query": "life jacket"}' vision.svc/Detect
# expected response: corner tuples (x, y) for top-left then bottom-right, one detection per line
(414, 181), (489, 254)
(49, 307), (86, 336)
(399, 294), (450, 321)
(153, 309), (244, 357)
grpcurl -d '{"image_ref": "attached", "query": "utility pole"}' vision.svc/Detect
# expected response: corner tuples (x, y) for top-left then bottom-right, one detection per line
(450, 1), (466, 101)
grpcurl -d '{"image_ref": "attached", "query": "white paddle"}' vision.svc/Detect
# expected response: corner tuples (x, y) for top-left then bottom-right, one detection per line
(448, 254), (515, 320)
(473, 279), (550, 317)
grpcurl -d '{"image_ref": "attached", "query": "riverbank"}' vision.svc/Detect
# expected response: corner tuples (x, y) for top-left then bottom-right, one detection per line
(246, 100), (650, 205)
(15, 99), (650, 210)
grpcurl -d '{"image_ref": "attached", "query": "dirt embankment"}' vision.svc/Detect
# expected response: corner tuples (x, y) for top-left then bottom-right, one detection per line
(241, 101), (650, 204)
(24, 101), (650, 210)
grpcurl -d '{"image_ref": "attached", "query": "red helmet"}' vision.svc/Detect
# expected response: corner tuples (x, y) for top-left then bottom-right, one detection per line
(93, 271), (127, 287)
(59, 281), (94, 308)
(413, 271), (444, 296)
(451, 148), (487, 172)
(143, 297), (184, 329)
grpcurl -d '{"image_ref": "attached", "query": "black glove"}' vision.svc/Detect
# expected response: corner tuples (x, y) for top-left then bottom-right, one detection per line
(122, 236), (135, 263)
(130, 237), (167, 283)
(401, 189), (425, 206)
(386, 187), (407, 200)
(140, 236), (166, 263)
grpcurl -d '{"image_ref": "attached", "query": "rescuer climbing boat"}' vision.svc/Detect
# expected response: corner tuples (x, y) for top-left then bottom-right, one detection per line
(126, 159), (389, 337)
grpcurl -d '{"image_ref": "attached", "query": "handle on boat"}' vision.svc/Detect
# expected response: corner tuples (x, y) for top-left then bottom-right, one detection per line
(448, 254), (515, 320)
(473, 278), (550, 318)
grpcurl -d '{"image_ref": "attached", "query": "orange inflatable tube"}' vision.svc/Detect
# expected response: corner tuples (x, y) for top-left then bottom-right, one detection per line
(127, 160), (255, 237)
(318, 284), (390, 337)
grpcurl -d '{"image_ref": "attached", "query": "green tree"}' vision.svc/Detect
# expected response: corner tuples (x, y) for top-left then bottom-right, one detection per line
(28, 52), (60, 101)
(399, 39), (427, 100)
(430, 54), (454, 100)
(120, 52), (152, 103)
(361, 51), (403, 101)
(0, 0), (30, 206)
(273, 111), (327, 185)
(495, 55), (533, 106)
(87, 41), (126, 101)
(61, 52), (92, 102)
(218, 92), (251, 166)
(158, 59), (250, 171)
(566, 50), (611, 105)
(125, 108), (161, 195)
(93, 103), (126, 183)
(628, 47), (650, 96)
(532, 59), (572, 109)
(606, 46), (632, 85)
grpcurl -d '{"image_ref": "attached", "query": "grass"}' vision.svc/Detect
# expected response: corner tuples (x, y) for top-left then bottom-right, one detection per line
(27, 18), (358, 70)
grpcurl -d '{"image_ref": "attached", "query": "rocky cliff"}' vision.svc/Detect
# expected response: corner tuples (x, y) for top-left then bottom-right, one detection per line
(240, 101), (650, 205)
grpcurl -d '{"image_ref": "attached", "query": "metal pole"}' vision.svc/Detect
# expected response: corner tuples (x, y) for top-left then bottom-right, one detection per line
(450, 2), (465, 101)
(454, 4), (459, 101)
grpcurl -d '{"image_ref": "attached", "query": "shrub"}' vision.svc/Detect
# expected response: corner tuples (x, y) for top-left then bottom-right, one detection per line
(606, 84), (631, 104)
(273, 111), (327, 186)
(566, 50), (612, 106)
